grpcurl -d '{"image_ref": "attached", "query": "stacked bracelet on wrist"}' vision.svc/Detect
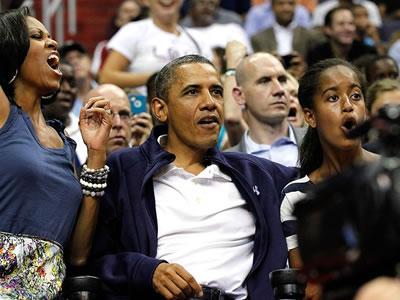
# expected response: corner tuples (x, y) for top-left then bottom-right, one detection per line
(80, 164), (110, 197)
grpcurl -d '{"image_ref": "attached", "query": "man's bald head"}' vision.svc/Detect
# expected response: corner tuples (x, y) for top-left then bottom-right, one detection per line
(88, 84), (132, 155)
(87, 83), (130, 105)
(235, 52), (283, 87)
(232, 52), (289, 126)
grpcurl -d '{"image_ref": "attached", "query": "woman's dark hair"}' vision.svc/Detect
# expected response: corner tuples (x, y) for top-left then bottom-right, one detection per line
(298, 58), (366, 176)
(0, 7), (30, 100)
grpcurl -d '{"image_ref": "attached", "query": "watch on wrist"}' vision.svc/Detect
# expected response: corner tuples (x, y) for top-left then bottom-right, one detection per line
(224, 68), (236, 77)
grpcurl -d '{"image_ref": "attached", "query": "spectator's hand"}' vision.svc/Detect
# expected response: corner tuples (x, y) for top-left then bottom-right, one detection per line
(304, 282), (322, 300)
(364, 22), (380, 41)
(152, 263), (203, 300)
(354, 277), (400, 300)
(131, 112), (153, 146)
(286, 51), (306, 81)
(225, 40), (247, 69)
(79, 96), (112, 152)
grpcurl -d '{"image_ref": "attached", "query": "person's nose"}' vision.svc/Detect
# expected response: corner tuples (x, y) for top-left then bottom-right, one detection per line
(272, 79), (286, 98)
(342, 96), (354, 112)
(345, 23), (356, 32)
(46, 38), (58, 50)
(60, 78), (72, 91)
(200, 90), (218, 111)
(112, 113), (123, 128)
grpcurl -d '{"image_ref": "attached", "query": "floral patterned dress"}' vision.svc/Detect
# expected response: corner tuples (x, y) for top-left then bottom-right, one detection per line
(0, 233), (65, 299)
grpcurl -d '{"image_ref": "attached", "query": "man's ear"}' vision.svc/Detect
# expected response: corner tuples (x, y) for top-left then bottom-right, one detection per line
(232, 86), (246, 106)
(323, 25), (332, 38)
(303, 108), (316, 128)
(151, 97), (168, 123)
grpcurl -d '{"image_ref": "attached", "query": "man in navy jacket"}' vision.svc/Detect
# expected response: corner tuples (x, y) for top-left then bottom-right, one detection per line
(89, 54), (299, 299)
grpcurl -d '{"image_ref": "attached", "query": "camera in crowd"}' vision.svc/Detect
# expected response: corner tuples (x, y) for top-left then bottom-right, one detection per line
(270, 268), (307, 300)
(293, 104), (400, 300)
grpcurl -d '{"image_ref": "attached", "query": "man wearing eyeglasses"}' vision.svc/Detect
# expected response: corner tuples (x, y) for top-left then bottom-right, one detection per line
(86, 84), (152, 155)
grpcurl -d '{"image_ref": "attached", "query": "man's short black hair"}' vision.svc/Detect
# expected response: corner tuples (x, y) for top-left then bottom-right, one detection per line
(155, 54), (216, 101)
(324, 6), (351, 27)
(365, 55), (399, 83)
(58, 40), (88, 58)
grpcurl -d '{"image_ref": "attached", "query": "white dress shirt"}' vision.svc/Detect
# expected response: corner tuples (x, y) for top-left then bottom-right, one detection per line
(273, 22), (297, 56)
(153, 138), (255, 299)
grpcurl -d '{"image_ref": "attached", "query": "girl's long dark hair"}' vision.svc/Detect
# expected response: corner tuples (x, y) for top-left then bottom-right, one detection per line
(298, 58), (366, 177)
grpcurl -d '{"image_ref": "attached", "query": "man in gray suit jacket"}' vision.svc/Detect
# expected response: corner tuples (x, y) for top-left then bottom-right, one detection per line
(225, 52), (306, 167)
(251, 0), (324, 61)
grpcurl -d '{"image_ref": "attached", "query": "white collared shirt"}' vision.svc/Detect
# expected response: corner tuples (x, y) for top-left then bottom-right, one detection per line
(244, 126), (299, 167)
(153, 147), (255, 299)
(65, 112), (87, 166)
(273, 22), (297, 56)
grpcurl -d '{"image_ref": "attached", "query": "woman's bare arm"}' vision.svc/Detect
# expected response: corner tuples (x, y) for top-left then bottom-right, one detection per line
(98, 50), (153, 88)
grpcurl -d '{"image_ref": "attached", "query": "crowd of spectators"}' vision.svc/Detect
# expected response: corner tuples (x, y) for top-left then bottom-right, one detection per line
(1, 0), (400, 299)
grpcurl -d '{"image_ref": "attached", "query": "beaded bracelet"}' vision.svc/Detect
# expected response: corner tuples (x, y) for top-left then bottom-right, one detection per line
(80, 164), (110, 197)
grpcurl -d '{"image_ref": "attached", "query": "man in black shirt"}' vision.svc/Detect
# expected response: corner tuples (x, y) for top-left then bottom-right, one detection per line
(307, 6), (376, 67)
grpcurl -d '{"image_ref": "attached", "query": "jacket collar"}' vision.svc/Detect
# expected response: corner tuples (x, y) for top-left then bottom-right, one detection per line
(142, 125), (268, 277)
(142, 124), (231, 168)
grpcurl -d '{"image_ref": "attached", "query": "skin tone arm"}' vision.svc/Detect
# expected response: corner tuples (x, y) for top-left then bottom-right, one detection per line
(224, 41), (248, 146)
(288, 248), (303, 269)
(289, 248), (322, 300)
(98, 50), (153, 88)
(0, 87), (10, 129)
(68, 96), (112, 266)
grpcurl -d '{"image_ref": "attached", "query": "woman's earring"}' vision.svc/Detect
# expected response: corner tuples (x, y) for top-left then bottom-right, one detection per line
(7, 70), (18, 85)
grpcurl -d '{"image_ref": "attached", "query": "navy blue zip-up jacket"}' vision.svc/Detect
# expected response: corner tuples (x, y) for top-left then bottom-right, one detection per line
(89, 125), (299, 299)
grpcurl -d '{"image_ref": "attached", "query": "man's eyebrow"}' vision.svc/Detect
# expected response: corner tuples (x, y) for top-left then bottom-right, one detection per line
(256, 76), (271, 83)
(278, 74), (287, 80)
(180, 84), (201, 95)
(211, 84), (224, 90)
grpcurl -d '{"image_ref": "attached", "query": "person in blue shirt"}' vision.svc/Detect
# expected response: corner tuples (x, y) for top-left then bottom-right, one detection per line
(245, 0), (312, 37)
(225, 52), (306, 168)
(0, 7), (111, 298)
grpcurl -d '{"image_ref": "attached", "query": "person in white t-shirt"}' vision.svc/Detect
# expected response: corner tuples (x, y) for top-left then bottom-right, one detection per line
(90, 0), (144, 77)
(181, 0), (252, 52)
(99, 0), (209, 96)
(312, 0), (382, 28)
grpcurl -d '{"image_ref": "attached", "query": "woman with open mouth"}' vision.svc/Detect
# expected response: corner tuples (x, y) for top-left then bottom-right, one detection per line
(280, 58), (380, 300)
(0, 7), (112, 298)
